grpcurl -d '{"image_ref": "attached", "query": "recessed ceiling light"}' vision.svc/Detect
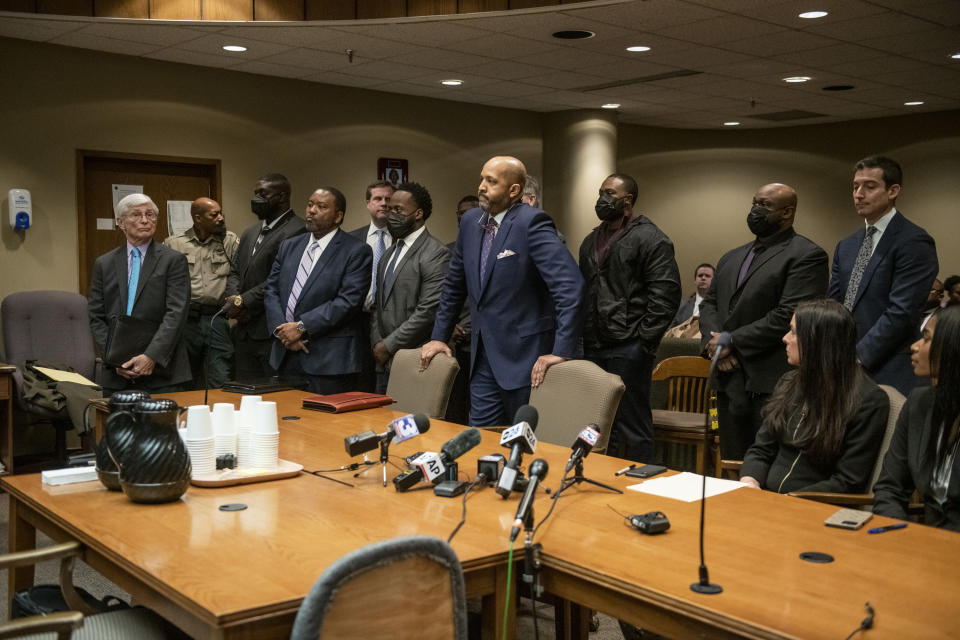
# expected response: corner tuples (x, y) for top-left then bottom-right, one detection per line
(440, 79), (463, 86)
(723, 121), (741, 126)
(601, 103), (620, 109)
(904, 100), (924, 106)
(798, 11), (828, 19)
(222, 45), (247, 52)
(783, 76), (812, 83)
(626, 46), (651, 52)
(552, 30), (595, 40)
(951, 52), (960, 59)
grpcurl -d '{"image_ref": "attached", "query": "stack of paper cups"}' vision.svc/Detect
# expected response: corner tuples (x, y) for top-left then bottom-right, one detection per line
(212, 402), (237, 458)
(184, 405), (215, 477)
(236, 395), (262, 468)
(249, 401), (279, 470)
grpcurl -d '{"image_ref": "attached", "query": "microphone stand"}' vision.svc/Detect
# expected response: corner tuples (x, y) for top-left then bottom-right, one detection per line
(559, 459), (622, 496)
(690, 460), (722, 594)
(378, 437), (391, 487)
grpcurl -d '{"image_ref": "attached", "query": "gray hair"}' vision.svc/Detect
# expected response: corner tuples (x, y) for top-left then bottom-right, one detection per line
(523, 175), (541, 208)
(115, 193), (158, 221)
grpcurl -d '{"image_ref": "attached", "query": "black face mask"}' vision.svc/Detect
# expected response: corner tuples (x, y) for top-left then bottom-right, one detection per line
(595, 194), (625, 221)
(251, 195), (274, 220)
(386, 211), (416, 239)
(747, 205), (779, 237)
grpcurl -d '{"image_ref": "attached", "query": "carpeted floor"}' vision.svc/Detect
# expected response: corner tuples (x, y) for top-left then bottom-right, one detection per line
(0, 491), (629, 639)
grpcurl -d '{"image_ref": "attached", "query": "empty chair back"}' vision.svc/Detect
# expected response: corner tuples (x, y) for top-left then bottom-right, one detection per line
(527, 359), (625, 452)
(870, 385), (907, 489)
(2, 290), (96, 380)
(651, 356), (710, 414)
(290, 536), (467, 640)
(386, 349), (460, 419)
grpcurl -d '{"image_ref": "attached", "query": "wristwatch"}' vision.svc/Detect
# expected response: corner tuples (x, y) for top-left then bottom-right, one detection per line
(233, 296), (243, 308)
(297, 320), (305, 335)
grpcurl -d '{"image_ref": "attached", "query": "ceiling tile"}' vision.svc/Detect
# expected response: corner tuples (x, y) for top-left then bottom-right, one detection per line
(805, 12), (934, 40)
(722, 0), (888, 28)
(457, 60), (553, 81)
(467, 81), (546, 98)
(144, 48), (242, 68)
(441, 32), (560, 59)
(522, 45), (630, 71)
(648, 46), (754, 69)
(573, 31), (699, 57)
(301, 70), (386, 88)
(345, 60), (438, 81)
(255, 47), (354, 72)
(219, 25), (429, 59)
(500, 14), (636, 45)
(851, 0), (960, 26)
(0, 17), (86, 41)
(713, 58), (805, 79)
(338, 21), (481, 46)
(826, 55), (927, 77)
(230, 60), (315, 79)
(772, 43), (884, 66)
(860, 28), (960, 55)
(565, 0), (725, 31)
(523, 69), (603, 90)
(575, 59), (684, 82)
(174, 34), (289, 60)
(657, 15), (789, 46)
(388, 48), (494, 72)
(404, 72), (500, 90)
(721, 29), (838, 57)
(51, 32), (162, 56)
(72, 23), (207, 46)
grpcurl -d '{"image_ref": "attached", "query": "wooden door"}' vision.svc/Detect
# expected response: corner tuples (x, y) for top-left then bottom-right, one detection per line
(76, 150), (221, 295)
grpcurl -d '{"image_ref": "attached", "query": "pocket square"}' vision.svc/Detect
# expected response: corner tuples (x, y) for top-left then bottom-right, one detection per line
(497, 249), (516, 259)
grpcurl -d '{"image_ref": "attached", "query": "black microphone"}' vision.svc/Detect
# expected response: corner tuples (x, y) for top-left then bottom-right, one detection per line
(564, 424), (600, 474)
(393, 427), (482, 491)
(510, 458), (548, 542)
(690, 470), (722, 595)
(708, 331), (732, 379)
(496, 405), (539, 498)
(344, 413), (430, 457)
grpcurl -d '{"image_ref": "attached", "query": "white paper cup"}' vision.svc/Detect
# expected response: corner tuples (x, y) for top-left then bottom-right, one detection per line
(212, 403), (237, 436)
(185, 437), (216, 475)
(253, 401), (279, 435)
(185, 405), (213, 439)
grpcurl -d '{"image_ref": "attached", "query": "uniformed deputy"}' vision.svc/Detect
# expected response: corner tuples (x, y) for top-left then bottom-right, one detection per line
(164, 197), (239, 388)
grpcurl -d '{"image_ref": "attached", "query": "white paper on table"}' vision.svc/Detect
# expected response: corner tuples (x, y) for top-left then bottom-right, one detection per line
(166, 200), (193, 235)
(111, 184), (142, 215)
(626, 471), (744, 502)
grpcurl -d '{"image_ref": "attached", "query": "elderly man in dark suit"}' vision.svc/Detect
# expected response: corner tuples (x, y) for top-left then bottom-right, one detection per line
(421, 156), (584, 427)
(88, 193), (191, 395)
(371, 182), (449, 394)
(264, 187), (371, 394)
(224, 173), (306, 381)
(827, 156), (938, 395)
(700, 183), (828, 460)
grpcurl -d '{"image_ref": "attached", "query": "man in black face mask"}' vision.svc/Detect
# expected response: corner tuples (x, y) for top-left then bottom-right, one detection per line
(370, 182), (450, 393)
(224, 173), (306, 381)
(699, 183), (828, 460)
(579, 173), (682, 463)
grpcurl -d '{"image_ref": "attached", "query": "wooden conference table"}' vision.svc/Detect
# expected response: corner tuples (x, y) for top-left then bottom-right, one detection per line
(4, 390), (959, 639)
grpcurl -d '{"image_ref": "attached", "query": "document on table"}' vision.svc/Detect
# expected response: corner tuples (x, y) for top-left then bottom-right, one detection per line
(627, 471), (744, 502)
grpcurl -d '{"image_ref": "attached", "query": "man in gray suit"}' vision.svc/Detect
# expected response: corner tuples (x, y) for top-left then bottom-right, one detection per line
(88, 193), (191, 395)
(224, 173), (306, 380)
(371, 182), (450, 394)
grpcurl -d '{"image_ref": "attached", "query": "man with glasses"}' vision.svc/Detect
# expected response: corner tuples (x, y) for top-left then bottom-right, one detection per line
(88, 193), (191, 394)
(164, 197), (238, 389)
(699, 183), (828, 460)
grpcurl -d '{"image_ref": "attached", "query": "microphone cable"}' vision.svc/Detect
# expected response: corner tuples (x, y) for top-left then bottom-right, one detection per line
(529, 467), (573, 542)
(446, 473), (487, 543)
(843, 602), (875, 640)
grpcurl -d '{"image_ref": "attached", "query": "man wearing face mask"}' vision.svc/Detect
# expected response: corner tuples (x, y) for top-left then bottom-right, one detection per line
(579, 173), (682, 463)
(164, 197), (238, 389)
(370, 182), (450, 394)
(699, 183), (828, 460)
(224, 173), (306, 381)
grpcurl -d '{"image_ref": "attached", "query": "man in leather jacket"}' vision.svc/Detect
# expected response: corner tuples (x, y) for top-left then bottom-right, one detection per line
(579, 173), (681, 463)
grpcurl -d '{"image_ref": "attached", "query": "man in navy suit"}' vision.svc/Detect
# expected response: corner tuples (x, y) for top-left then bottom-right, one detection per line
(421, 156), (584, 426)
(264, 187), (372, 394)
(827, 156), (938, 395)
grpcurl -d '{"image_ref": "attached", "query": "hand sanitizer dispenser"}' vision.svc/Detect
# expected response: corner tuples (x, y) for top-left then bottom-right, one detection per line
(9, 189), (31, 231)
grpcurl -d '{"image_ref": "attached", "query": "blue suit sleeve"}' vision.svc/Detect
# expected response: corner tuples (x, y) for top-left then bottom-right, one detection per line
(528, 213), (584, 358)
(431, 228), (468, 343)
(300, 243), (372, 337)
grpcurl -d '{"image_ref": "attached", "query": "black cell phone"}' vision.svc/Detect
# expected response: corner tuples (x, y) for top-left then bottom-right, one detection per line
(626, 464), (667, 479)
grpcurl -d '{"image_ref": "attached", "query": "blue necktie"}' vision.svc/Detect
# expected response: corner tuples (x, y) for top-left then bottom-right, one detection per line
(127, 248), (140, 315)
(371, 229), (386, 298)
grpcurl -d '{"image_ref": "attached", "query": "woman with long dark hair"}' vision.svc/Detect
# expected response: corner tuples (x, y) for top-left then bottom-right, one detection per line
(740, 299), (888, 493)
(874, 306), (960, 530)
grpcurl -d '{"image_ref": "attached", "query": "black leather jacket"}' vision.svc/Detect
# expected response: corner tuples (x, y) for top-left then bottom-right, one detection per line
(578, 215), (681, 352)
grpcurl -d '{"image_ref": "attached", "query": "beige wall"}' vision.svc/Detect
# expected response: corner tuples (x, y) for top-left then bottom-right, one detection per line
(0, 37), (542, 309)
(614, 112), (960, 296)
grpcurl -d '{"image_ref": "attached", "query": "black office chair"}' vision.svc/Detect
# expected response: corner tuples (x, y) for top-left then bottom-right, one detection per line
(1, 290), (98, 463)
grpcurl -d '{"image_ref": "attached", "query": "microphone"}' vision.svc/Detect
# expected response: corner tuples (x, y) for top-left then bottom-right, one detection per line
(344, 414), (430, 457)
(496, 405), (539, 498)
(509, 458), (548, 542)
(564, 424), (600, 474)
(393, 427), (482, 491)
(690, 471), (723, 595)
(708, 331), (732, 379)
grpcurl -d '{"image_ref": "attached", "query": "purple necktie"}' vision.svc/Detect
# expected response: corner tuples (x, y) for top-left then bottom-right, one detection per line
(479, 217), (498, 278)
(737, 244), (760, 288)
(286, 240), (318, 322)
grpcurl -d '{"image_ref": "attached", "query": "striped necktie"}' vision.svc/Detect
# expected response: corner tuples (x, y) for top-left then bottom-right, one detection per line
(285, 240), (318, 322)
(371, 229), (386, 298)
(127, 248), (140, 315)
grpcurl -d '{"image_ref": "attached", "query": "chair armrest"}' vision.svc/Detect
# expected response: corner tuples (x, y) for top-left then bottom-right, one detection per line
(0, 611), (84, 640)
(787, 492), (874, 506)
(0, 541), (81, 571)
(716, 458), (742, 479)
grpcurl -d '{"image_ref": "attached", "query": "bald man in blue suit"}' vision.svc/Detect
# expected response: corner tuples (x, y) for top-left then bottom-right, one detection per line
(421, 156), (584, 426)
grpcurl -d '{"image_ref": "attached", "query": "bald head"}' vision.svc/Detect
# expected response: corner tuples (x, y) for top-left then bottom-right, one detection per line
(479, 156), (528, 214)
(750, 183), (797, 237)
(191, 197), (224, 240)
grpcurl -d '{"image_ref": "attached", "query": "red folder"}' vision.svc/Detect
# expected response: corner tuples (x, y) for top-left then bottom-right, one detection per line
(302, 392), (394, 413)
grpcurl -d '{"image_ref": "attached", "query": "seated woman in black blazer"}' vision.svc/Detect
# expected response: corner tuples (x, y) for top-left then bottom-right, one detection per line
(740, 299), (888, 493)
(874, 306), (960, 531)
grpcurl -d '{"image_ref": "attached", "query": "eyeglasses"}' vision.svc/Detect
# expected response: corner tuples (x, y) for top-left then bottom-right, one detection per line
(125, 211), (158, 221)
